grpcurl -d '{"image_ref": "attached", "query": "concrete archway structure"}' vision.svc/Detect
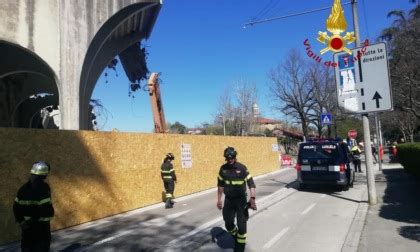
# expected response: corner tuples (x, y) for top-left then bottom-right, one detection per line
(0, 41), (59, 127)
(0, 0), (162, 130)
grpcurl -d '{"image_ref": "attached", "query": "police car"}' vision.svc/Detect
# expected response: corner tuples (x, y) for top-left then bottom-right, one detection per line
(296, 139), (354, 190)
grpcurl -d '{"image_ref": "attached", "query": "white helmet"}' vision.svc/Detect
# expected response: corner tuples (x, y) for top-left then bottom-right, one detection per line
(30, 161), (50, 176)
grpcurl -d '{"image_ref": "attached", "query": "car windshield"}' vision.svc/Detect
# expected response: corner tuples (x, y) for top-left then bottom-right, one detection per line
(299, 143), (340, 160)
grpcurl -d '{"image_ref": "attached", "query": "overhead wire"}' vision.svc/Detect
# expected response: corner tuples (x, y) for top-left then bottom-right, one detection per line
(259, 0), (283, 20)
(243, 2), (352, 28)
(250, 0), (280, 22)
(253, 0), (278, 21)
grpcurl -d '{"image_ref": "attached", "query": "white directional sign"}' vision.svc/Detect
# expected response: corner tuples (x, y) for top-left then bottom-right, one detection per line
(333, 42), (393, 113)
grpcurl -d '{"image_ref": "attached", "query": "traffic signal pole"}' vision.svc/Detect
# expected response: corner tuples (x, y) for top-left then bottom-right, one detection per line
(352, 0), (377, 205)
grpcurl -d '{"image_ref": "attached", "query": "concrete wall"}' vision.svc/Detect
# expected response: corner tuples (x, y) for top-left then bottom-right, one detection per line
(0, 128), (280, 245)
(0, 0), (60, 74)
(0, 0), (161, 130)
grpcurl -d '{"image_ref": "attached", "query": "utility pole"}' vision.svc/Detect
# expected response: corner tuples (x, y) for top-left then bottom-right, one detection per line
(352, 0), (377, 205)
(375, 114), (383, 171)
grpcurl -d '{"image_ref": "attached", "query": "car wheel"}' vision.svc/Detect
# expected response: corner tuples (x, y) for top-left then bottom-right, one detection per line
(342, 184), (350, 191)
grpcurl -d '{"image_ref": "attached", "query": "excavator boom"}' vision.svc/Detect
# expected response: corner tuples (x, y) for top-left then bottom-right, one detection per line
(148, 73), (166, 133)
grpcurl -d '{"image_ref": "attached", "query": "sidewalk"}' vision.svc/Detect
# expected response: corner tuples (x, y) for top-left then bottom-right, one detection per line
(358, 164), (420, 252)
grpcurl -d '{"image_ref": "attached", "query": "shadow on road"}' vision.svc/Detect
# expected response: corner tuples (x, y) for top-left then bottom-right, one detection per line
(296, 183), (368, 204)
(398, 226), (420, 242)
(59, 243), (82, 251)
(379, 168), (420, 242)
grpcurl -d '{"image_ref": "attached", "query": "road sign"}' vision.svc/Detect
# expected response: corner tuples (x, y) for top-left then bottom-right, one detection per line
(333, 42), (393, 113)
(321, 114), (332, 125)
(348, 129), (357, 139)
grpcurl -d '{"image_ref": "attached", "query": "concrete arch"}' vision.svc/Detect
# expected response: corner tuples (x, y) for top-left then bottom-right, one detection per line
(0, 40), (59, 128)
(0, 40), (59, 85)
(79, 1), (161, 129)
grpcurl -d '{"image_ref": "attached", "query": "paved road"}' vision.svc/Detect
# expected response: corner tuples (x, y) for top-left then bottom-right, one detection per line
(199, 172), (368, 252)
(1, 166), (370, 252)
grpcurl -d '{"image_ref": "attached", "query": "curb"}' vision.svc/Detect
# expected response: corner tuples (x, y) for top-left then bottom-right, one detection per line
(341, 182), (369, 252)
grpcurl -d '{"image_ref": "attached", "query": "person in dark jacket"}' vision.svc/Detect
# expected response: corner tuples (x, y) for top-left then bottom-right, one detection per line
(351, 145), (362, 172)
(371, 144), (378, 163)
(161, 153), (177, 209)
(13, 161), (54, 252)
(217, 147), (256, 252)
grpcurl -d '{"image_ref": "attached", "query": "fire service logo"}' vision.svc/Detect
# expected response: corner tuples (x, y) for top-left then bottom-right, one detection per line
(317, 0), (355, 54)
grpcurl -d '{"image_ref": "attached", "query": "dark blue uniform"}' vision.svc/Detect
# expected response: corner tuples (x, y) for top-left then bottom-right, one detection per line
(13, 176), (54, 252)
(218, 161), (255, 251)
(161, 160), (177, 206)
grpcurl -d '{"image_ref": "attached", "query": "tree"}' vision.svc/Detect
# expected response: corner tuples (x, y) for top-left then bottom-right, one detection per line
(380, 2), (420, 119)
(382, 111), (417, 143)
(201, 122), (224, 135)
(234, 80), (258, 135)
(269, 50), (316, 138)
(307, 63), (338, 137)
(216, 81), (258, 136)
(168, 121), (187, 134)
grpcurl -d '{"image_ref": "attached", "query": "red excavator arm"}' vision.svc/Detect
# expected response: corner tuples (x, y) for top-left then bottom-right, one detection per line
(148, 73), (167, 133)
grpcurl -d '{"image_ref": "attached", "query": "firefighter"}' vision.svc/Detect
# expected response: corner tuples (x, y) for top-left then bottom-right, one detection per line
(13, 161), (55, 252)
(351, 145), (362, 172)
(161, 153), (177, 209)
(217, 147), (256, 252)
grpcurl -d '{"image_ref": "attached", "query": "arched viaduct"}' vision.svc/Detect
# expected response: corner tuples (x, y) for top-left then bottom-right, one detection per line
(0, 0), (161, 130)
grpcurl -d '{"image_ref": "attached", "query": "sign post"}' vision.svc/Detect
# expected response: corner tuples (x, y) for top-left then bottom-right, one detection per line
(334, 40), (392, 205)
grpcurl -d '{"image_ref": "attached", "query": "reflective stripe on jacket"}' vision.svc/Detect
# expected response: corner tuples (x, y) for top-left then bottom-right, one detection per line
(13, 178), (54, 224)
(161, 161), (177, 181)
(217, 161), (255, 198)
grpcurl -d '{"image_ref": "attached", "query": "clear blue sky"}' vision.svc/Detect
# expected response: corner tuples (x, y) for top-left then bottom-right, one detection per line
(93, 0), (413, 132)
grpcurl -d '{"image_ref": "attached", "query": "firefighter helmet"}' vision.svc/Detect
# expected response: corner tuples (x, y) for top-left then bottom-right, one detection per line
(224, 147), (237, 159)
(30, 161), (50, 176)
(166, 153), (175, 161)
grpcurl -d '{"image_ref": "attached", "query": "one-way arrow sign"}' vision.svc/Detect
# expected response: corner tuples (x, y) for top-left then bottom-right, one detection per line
(334, 42), (393, 113)
(372, 91), (382, 108)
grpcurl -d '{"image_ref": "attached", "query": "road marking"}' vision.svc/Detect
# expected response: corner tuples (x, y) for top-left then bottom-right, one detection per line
(301, 203), (316, 215)
(91, 230), (131, 246)
(78, 219), (110, 229)
(166, 216), (224, 247)
(87, 210), (191, 248)
(165, 187), (294, 248)
(263, 227), (290, 250)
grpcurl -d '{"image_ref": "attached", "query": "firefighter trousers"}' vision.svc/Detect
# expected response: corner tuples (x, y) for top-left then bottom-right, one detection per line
(163, 179), (175, 200)
(21, 222), (51, 252)
(223, 196), (249, 252)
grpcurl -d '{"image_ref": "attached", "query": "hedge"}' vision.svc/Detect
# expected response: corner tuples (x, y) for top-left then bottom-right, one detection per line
(397, 143), (420, 177)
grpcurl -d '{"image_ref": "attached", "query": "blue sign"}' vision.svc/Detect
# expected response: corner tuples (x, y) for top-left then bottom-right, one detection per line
(321, 114), (333, 125)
